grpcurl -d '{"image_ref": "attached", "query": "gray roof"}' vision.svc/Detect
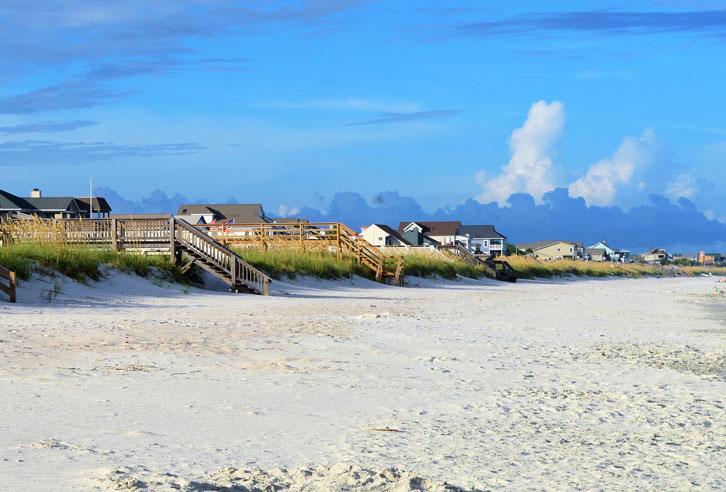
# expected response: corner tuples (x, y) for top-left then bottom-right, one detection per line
(176, 204), (270, 224)
(273, 218), (309, 224)
(457, 225), (506, 240)
(24, 196), (79, 211)
(585, 248), (608, 256)
(399, 221), (461, 237)
(75, 197), (112, 213)
(0, 190), (35, 211)
(373, 224), (412, 245)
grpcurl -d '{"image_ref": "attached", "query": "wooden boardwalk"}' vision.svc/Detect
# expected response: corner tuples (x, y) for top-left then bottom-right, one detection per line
(0, 218), (405, 292)
(192, 221), (404, 286)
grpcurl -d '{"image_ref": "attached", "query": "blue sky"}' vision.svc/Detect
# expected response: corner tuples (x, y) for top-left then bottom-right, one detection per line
(1, 1), (726, 248)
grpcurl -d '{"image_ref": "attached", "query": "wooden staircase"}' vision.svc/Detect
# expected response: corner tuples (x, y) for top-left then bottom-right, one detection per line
(170, 218), (271, 295)
(438, 244), (517, 282)
(337, 223), (404, 286)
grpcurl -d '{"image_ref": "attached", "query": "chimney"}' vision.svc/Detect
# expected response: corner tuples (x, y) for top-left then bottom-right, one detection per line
(649, 247), (653, 254)
(30, 188), (41, 198)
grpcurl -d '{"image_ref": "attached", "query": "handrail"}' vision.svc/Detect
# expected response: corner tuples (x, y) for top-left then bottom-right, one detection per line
(0, 264), (16, 303)
(173, 218), (271, 295)
(192, 220), (396, 282)
(439, 244), (498, 278)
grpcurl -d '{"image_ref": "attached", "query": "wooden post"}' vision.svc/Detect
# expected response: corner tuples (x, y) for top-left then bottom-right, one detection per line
(9, 271), (15, 303)
(336, 224), (342, 258)
(395, 257), (404, 286)
(0, 264), (16, 303)
(230, 255), (238, 292)
(111, 218), (118, 251)
(169, 218), (177, 264)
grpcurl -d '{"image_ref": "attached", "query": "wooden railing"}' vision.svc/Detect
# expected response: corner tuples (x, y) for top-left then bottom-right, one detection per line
(172, 218), (270, 295)
(0, 264), (16, 303)
(194, 221), (393, 281)
(0, 217), (400, 287)
(439, 244), (516, 282)
(0, 218), (171, 249)
(439, 244), (498, 278)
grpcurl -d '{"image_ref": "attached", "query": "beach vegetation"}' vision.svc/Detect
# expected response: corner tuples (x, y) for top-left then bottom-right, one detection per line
(0, 242), (187, 283)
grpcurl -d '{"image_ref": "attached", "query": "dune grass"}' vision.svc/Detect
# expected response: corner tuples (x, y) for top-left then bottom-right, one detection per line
(399, 254), (492, 280)
(506, 255), (674, 279)
(234, 246), (495, 281)
(0, 242), (186, 283)
(234, 246), (372, 280)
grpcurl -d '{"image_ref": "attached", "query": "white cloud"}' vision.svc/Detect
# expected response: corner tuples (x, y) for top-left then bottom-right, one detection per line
(665, 173), (700, 200)
(277, 204), (300, 216)
(476, 100), (565, 205)
(260, 98), (422, 113)
(568, 129), (658, 206)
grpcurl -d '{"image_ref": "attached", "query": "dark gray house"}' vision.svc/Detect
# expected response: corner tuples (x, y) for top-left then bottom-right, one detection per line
(0, 189), (111, 219)
(456, 225), (507, 256)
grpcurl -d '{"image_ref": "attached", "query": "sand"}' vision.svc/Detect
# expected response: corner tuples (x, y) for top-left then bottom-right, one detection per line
(0, 271), (725, 491)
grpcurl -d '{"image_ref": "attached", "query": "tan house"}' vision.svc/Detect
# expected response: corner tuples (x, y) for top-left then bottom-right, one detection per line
(585, 248), (609, 262)
(517, 240), (581, 260)
(642, 248), (669, 263)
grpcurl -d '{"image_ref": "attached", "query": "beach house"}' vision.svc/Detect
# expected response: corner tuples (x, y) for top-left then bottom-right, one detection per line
(176, 203), (272, 225)
(642, 248), (669, 263)
(0, 188), (112, 219)
(456, 225), (507, 256)
(587, 240), (630, 263)
(517, 240), (581, 260)
(398, 221), (463, 246)
(360, 224), (412, 247)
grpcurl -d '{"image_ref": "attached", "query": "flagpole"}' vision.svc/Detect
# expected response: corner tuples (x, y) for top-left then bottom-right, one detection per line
(90, 178), (93, 219)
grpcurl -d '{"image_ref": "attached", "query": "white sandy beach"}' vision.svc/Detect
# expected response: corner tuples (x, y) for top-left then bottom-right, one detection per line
(1, 272), (725, 491)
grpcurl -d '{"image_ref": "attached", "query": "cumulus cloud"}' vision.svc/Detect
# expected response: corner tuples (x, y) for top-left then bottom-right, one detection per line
(276, 188), (726, 253)
(568, 129), (659, 206)
(666, 173), (700, 199)
(664, 173), (716, 201)
(476, 100), (565, 206)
